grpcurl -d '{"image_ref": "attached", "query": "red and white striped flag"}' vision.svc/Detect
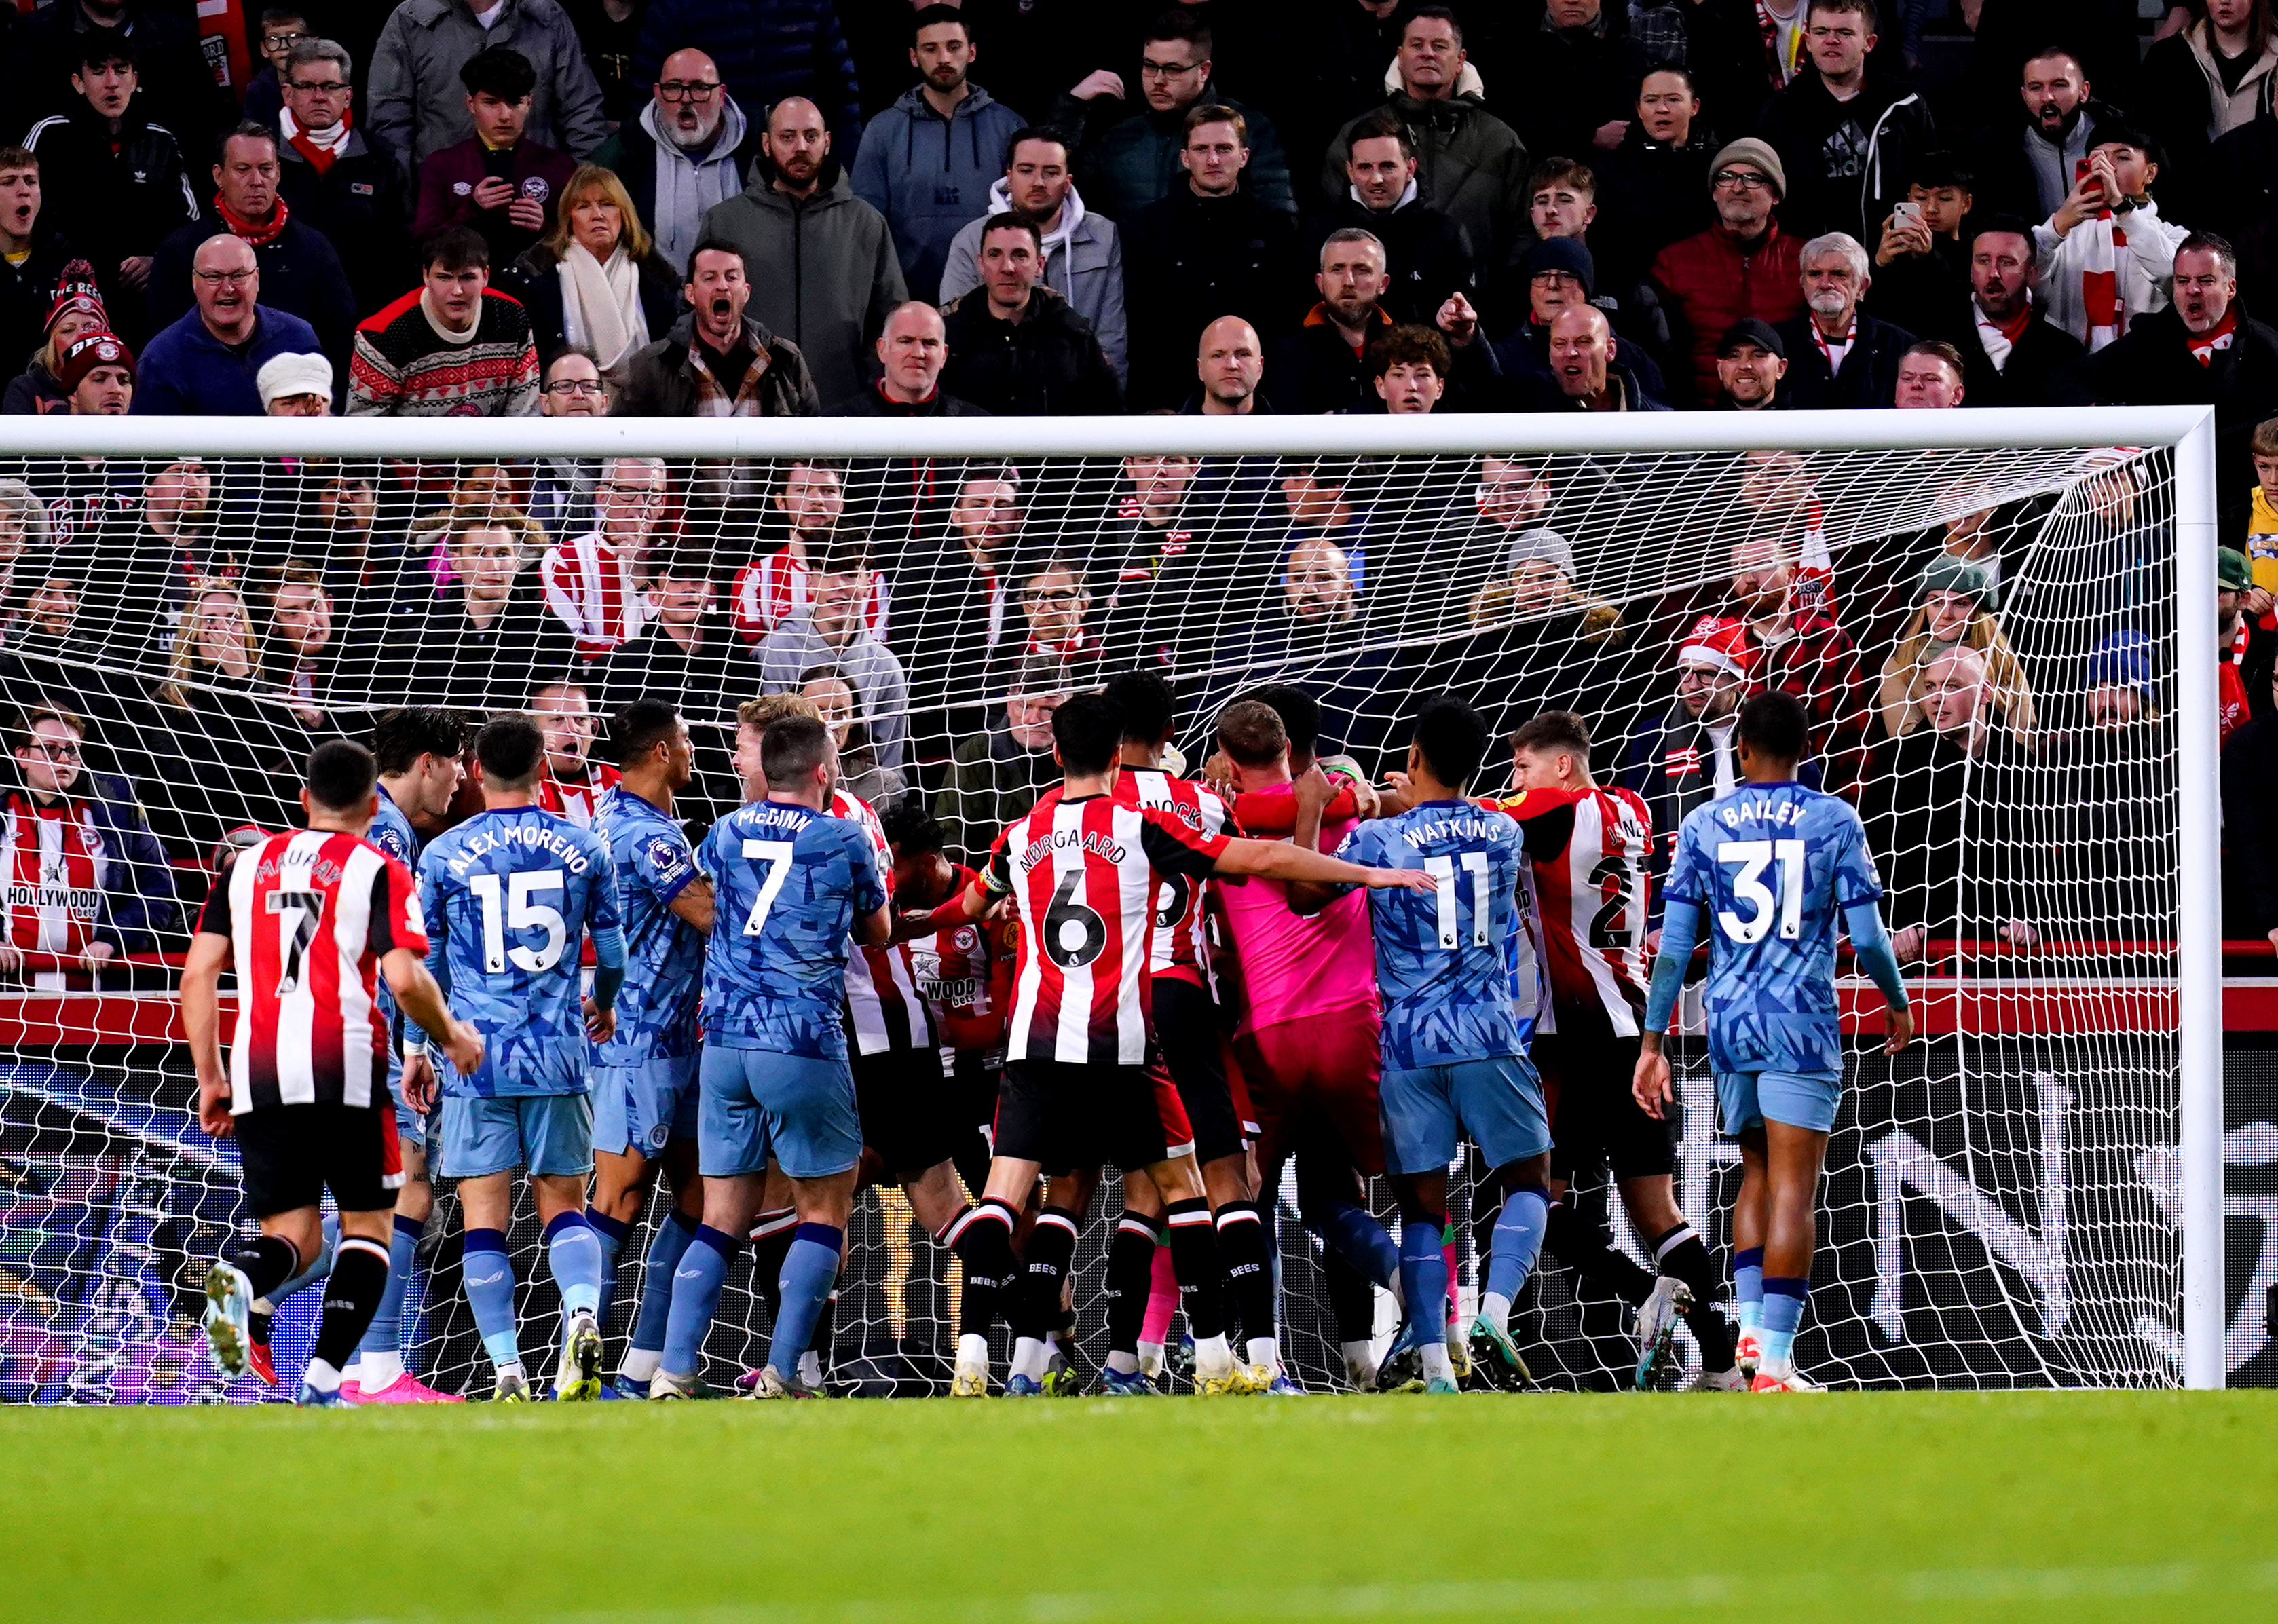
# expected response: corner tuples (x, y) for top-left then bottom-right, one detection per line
(2080, 208), (2123, 352)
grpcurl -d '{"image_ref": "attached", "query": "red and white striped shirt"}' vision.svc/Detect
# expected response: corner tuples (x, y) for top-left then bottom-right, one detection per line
(830, 786), (935, 1055)
(982, 793), (1229, 1066)
(540, 533), (650, 658)
(908, 863), (1015, 1054)
(1113, 768), (1232, 988)
(730, 548), (890, 644)
(1483, 785), (1651, 1036)
(3, 792), (102, 965)
(198, 829), (427, 1113)
(537, 763), (621, 827)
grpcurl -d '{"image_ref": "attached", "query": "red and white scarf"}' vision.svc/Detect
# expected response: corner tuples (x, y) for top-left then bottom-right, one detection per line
(2188, 307), (2239, 367)
(2, 791), (100, 961)
(2080, 206), (2125, 352)
(1975, 299), (2035, 371)
(280, 107), (351, 176)
(214, 191), (291, 248)
(1810, 322), (1855, 377)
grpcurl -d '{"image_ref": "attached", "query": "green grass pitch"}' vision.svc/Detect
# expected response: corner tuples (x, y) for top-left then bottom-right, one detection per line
(8, 1393), (2275, 1624)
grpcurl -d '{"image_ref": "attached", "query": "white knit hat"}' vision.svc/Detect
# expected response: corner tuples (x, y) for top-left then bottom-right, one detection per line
(256, 351), (333, 408)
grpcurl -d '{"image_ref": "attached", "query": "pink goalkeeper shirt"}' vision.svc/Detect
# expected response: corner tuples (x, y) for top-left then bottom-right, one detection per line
(1216, 785), (1377, 1034)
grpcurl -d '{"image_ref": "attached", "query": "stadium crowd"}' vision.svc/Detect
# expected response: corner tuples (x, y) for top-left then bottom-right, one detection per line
(0, 0), (2273, 985)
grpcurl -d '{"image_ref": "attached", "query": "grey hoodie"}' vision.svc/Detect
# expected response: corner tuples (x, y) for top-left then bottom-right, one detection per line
(755, 617), (911, 771)
(939, 178), (1127, 383)
(699, 157), (909, 411)
(851, 83), (1028, 304)
(367, 0), (609, 185)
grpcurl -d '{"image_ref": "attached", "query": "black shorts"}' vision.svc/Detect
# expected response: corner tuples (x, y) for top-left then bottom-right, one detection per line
(994, 1059), (1195, 1175)
(235, 1100), (402, 1220)
(1151, 977), (1244, 1165)
(852, 1044), (963, 1182)
(1535, 1009), (1676, 1183)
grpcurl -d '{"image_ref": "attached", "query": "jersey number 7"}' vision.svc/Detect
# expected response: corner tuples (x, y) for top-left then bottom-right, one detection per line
(741, 840), (794, 936)
(1716, 839), (1804, 943)
(266, 888), (325, 996)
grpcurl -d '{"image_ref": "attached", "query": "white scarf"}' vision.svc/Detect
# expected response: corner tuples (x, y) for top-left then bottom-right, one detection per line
(560, 242), (647, 379)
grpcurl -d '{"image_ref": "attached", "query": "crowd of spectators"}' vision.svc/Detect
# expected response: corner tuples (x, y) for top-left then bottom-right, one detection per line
(1, 0), (2277, 980)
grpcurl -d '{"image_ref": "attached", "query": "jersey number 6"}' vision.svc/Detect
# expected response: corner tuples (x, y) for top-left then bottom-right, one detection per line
(1045, 868), (1108, 968)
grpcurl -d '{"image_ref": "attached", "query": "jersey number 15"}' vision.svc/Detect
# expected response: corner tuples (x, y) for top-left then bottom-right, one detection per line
(468, 870), (568, 972)
(1715, 839), (1804, 944)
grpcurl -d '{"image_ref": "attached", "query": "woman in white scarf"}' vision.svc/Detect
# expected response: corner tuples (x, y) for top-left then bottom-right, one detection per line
(510, 164), (680, 385)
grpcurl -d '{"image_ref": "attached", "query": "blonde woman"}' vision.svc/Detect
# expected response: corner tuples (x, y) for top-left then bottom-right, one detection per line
(1876, 556), (2036, 744)
(3, 289), (108, 415)
(503, 164), (681, 381)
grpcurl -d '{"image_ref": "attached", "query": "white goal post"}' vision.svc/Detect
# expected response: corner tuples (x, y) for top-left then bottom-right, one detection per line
(0, 404), (2224, 1395)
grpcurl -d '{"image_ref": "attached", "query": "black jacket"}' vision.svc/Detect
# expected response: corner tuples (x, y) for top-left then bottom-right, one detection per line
(20, 106), (200, 339)
(1305, 190), (1478, 328)
(1267, 305), (1392, 416)
(363, 583), (578, 710)
(0, 224), (87, 380)
(500, 240), (686, 368)
(1484, 0), (1652, 175)
(1120, 187), (1302, 412)
(612, 311), (823, 418)
(938, 284), (1122, 417)
(1861, 235), (1968, 343)
(827, 381), (989, 417)
(2056, 303), (2278, 533)
(1857, 726), (2033, 943)
(4, 1), (231, 159)
(1755, 71), (1936, 243)
(276, 124), (414, 326)
(1590, 121), (1719, 286)
(147, 215), (361, 375)
(1941, 301), (2085, 409)
(1773, 311), (1916, 409)
(2223, 706), (2278, 939)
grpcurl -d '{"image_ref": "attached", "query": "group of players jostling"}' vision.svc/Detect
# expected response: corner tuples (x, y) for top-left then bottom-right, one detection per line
(185, 663), (1912, 1405)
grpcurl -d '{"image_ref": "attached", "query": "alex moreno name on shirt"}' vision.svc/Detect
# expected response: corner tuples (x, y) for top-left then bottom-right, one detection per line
(430, 817), (599, 877)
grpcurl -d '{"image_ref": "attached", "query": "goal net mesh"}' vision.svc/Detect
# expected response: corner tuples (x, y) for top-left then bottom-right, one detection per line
(0, 430), (2190, 1399)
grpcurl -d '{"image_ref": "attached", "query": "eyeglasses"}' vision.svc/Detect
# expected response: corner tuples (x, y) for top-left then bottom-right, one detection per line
(29, 740), (83, 761)
(658, 80), (720, 102)
(544, 379), (607, 396)
(1027, 586), (1085, 604)
(193, 269), (257, 285)
(263, 30), (309, 48)
(288, 80), (350, 96)
(601, 485), (665, 506)
(1712, 169), (1773, 192)
(1139, 58), (1201, 78)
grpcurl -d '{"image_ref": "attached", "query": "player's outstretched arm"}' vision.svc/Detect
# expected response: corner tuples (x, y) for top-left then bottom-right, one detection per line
(886, 879), (990, 943)
(182, 930), (234, 1137)
(384, 948), (485, 1077)
(1215, 836), (1438, 892)
(1844, 899), (1913, 1055)
(1632, 899), (1704, 1120)
(855, 905), (893, 947)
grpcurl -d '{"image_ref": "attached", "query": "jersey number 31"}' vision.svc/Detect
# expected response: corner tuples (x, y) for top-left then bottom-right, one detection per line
(1715, 839), (1804, 944)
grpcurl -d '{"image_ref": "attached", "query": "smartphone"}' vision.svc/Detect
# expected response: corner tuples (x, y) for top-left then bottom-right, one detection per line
(1892, 201), (1922, 225)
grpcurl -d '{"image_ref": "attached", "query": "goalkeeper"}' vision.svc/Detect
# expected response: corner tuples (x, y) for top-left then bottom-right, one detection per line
(1632, 692), (1911, 1392)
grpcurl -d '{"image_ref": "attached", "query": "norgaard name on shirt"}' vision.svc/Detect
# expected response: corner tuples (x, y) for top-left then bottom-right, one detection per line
(1018, 828), (1127, 873)
(445, 823), (593, 876)
(1714, 797), (1806, 832)
(1399, 818), (1504, 850)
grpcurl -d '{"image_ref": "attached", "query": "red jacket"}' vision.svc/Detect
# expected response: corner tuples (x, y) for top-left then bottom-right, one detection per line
(1745, 605), (1873, 797)
(1649, 221), (1808, 406)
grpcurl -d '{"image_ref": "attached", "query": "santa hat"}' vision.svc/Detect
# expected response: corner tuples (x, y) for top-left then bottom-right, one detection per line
(1677, 615), (1756, 682)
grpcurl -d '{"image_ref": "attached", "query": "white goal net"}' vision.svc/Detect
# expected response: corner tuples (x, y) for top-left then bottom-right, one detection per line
(0, 410), (2224, 1401)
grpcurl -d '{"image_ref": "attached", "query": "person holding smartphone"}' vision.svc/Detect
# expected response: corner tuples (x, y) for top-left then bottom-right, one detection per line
(2030, 124), (2192, 349)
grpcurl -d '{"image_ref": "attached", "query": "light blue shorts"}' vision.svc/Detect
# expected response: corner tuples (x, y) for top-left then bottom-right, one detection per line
(1715, 1067), (1845, 1136)
(438, 1093), (595, 1179)
(591, 1053), (702, 1156)
(386, 1049), (427, 1150)
(1379, 1054), (1551, 1177)
(700, 1044), (861, 1181)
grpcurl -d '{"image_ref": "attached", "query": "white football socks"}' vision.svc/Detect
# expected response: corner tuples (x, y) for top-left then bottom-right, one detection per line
(358, 1351), (405, 1391)
(619, 1347), (662, 1383)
